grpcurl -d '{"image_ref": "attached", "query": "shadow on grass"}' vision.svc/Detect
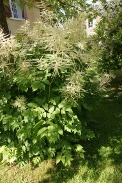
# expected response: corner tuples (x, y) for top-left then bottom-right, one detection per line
(39, 95), (122, 183)
(82, 95), (122, 182)
(39, 159), (81, 183)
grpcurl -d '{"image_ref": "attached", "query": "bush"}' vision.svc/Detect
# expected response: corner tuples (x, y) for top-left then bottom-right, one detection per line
(0, 15), (109, 166)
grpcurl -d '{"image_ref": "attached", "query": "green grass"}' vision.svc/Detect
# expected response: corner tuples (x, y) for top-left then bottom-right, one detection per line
(0, 95), (122, 183)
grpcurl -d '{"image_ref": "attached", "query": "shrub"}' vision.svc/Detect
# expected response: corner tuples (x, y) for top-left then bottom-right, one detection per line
(0, 14), (109, 166)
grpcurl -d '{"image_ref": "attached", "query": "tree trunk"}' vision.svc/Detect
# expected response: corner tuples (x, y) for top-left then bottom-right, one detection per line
(0, 0), (10, 35)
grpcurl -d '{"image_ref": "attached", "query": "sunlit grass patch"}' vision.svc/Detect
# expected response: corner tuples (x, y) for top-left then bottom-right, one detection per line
(0, 160), (54, 183)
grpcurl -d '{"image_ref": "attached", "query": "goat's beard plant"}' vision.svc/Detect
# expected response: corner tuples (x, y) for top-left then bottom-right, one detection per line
(0, 13), (110, 166)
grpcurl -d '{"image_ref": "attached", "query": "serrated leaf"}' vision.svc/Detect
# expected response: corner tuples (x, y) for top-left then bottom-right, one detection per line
(34, 107), (45, 113)
(65, 159), (71, 166)
(48, 125), (56, 132)
(79, 153), (84, 158)
(58, 128), (63, 135)
(39, 83), (45, 90)
(58, 102), (65, 109)
(61, 156), (65, 164)
(35, 97), (46, 105)
(53, 108), (60, 115)
(76, 144), (83, 152)
(50, 113), (55, 119)
(42, 79), (50, 84)
(48, 132), (59, 143)
(31, 81), (40, 91)
(28, 102), (38, 108)
(49, 106), (54, 113)
(55, 96), (60, 104)
(22, 145), (26, 152)
(20, 85), (28, 92)
(56, 154), (61, 164)
(47, 113), (51, 118)
(65, 108), (73, 114)
(32, 139), (37, 144)
(42, 112), (46, 118)
(50, 99), (56, 105)
(61, 109), (66, 115)
(43, 103), (48, 111)
(64, 125), (71, 132)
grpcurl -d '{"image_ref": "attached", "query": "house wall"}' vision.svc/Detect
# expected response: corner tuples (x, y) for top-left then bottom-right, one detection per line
(86, 16), (101, 36)
(6, 5), (40, 35)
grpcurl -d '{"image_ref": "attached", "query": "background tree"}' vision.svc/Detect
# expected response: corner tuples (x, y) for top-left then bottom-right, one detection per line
(88, 1), (122, 72)
(0, 0), (10, 34)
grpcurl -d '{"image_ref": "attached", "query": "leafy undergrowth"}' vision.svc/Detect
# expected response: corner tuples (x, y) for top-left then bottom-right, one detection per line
(0, 95), (122, 183)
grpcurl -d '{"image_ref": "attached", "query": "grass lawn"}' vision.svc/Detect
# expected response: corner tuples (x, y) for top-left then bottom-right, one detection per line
(0, 94), (122, 183)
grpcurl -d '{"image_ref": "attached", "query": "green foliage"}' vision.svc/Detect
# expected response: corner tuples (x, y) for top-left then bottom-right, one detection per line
(0, 14), (108, 166)
(89, 2), (122, 72)
(0, 146), (17, 165)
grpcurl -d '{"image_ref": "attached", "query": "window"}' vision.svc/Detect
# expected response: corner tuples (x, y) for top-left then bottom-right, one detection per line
(9, 0), (23, 19)
(88, 20), (94, 28)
